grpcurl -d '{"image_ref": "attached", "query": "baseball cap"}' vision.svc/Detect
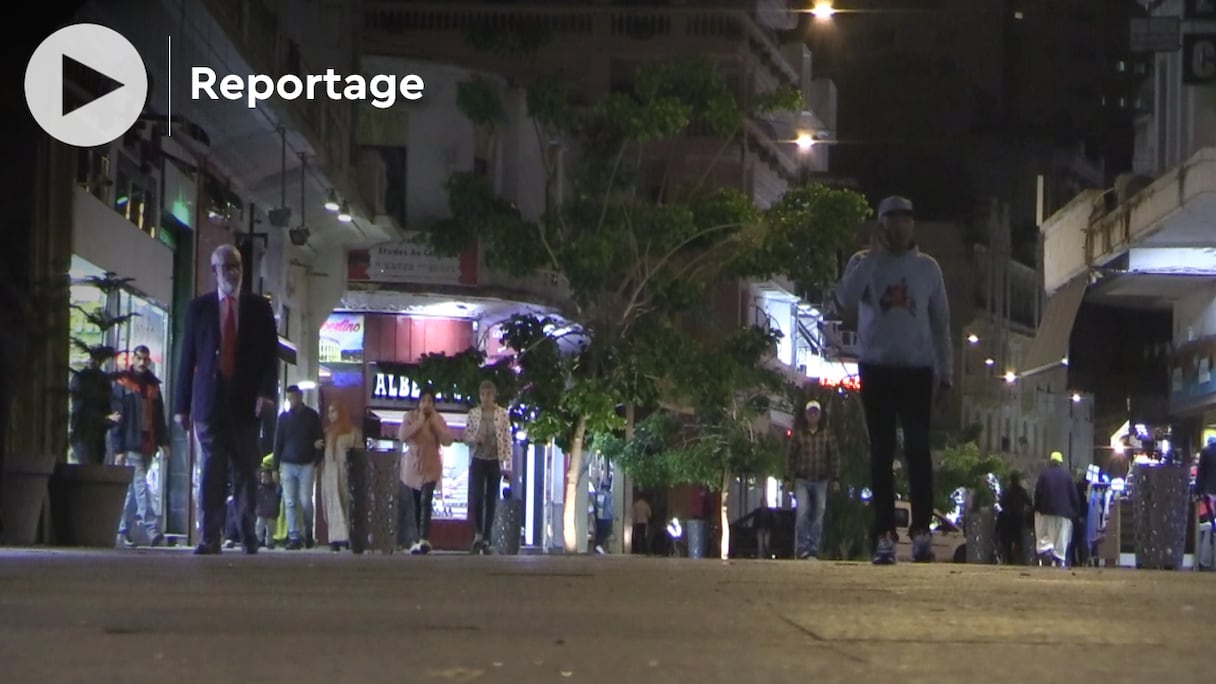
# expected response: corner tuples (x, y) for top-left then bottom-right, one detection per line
(878, 195), (914, 217)
(805, 400), (822, 412)
(1049, 451), (1064, 463)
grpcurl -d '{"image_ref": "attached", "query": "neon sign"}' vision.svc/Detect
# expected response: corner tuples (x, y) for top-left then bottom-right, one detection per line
(818, 376), (860, 392)
(371, 372), (469, 404)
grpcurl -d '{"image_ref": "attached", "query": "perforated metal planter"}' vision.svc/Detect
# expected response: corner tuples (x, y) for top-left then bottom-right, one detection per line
(1133, 463), (1190, 571)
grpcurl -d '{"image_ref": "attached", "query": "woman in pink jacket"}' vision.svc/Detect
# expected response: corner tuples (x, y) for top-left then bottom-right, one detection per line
(397, 387), (452, 554)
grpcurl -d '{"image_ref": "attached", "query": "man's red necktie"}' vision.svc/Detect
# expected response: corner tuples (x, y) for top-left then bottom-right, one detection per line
(221, 297), (236, 377)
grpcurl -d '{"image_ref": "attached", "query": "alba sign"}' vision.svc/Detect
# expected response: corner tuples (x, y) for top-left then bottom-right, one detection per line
(367, 363), (470, 408)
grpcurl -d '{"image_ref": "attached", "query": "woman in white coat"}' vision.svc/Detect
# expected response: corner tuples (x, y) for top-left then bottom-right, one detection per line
(321, 402), (358, 552)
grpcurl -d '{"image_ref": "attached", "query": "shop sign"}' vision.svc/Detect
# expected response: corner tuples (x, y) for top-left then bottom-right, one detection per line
(367, 363), (470, 408)
(1183, 34), (1216, 85)
(319, 313), (365, 363)
(347, 234), (477, 286)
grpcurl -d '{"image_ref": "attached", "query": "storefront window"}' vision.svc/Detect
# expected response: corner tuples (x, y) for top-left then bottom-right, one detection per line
(115, 292), (170, 375)
(69, 255), (170, 375)
(113, 152), (159, 237)
(68, 256), (107, 370)
(435, 442), (470, 520)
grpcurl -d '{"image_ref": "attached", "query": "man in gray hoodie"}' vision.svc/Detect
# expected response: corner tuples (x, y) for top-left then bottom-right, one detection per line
(833, 196), (953, 565)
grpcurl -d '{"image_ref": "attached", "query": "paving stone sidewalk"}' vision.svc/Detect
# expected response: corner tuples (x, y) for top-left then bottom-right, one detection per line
(0, 549), (1210, 683)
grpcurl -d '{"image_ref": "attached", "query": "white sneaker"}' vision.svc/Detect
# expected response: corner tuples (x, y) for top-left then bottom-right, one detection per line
(408, 541), (423, 555)
(419, 539), (432, 554)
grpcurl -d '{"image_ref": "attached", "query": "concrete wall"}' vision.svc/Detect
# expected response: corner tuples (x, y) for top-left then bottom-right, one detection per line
(1041, 189), (1101, 296)
(1173, 281), (1216, 347)
(72, 187), (175, 307)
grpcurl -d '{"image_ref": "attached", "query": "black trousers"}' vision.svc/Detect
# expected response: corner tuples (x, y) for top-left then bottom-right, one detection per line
(72, 432), (107, 465)
(197, 414), (260, 551)
(468, 458), (500, 539)
(859, 363), (935, 542)
(398, 482), (414, 547)
(410, 482), (437, 542)
(998, 522), (1026, 565)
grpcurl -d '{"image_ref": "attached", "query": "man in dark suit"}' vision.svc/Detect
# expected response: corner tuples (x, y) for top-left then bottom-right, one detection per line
(175, 244), (279, 555)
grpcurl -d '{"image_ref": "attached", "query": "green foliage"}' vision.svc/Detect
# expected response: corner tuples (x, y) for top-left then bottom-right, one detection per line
(526, 74), (575, 136)
(464, 16), (553, 58)
(596, 413), (678, 489)
(750, 84), (803, 115)
(606, 325), (786, 493)
(427, 56), (871, 507)
(455, 77), (505, 130)
(430, 173), (549, 277)
(932, 441), (1009, 513)
(497, 315), (625, 451)
(70, 272), (139, 366)
(602, 408), (781, 494)
(760, 185), (874, 293)
(411, 348), (516, 405)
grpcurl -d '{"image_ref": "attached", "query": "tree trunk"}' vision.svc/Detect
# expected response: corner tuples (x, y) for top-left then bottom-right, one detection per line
(562, 415), (588, 553)
(617, 403), (635, 554)
(719, 470), (731, 561)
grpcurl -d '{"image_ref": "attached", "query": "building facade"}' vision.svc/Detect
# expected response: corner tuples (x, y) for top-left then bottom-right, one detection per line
(1032, 0), (1214, 474)
(359, 0), (840, 551)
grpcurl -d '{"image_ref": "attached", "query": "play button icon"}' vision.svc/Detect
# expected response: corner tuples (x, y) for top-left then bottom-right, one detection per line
(61, 55), (127, 117)
(25, 23), (149, 148)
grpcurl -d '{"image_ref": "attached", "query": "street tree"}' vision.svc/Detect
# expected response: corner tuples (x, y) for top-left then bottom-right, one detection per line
(602, 325), (788, 559)
(425, 57), (870, 552)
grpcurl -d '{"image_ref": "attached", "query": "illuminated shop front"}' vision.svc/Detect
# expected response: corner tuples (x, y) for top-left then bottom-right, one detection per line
(68, 254), (173, 532)
(315, 311), (549, 550)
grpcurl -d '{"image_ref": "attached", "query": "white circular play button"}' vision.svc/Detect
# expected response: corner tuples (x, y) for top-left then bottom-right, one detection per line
(24, 23), (149, 148)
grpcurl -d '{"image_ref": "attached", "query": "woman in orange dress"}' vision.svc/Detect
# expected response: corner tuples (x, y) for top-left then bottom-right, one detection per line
(397, 387), (452, 554)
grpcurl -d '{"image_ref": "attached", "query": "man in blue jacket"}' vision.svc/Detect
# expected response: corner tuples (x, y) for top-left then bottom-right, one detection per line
(273, 385), (324, 550)
(1034, 451), (1080, 568)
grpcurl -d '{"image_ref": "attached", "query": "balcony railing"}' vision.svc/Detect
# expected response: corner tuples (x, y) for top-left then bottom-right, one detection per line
(362, 2), (798, 86)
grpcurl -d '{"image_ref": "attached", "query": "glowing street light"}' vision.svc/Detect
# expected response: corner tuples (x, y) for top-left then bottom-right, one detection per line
(1003, 371), (1017, 384)
(966, 333), (979, 345)
(811, 2), (836, 19)
(1071, 393), (1082, 403)
(984, 358), (995, 367)
(795, 132), (815, 151)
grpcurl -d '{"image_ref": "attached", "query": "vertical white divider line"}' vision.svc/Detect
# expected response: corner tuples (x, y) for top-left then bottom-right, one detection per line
(167, 34), (171, 136)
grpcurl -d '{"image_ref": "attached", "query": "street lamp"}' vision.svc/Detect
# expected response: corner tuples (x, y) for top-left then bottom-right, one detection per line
(811, 2), (835, 19)
(1003, 371), (1017, 384)
(795, 132), (815, 152)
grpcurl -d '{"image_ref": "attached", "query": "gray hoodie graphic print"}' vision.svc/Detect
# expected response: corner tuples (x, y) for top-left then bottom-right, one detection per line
(833, 245), (953, 384)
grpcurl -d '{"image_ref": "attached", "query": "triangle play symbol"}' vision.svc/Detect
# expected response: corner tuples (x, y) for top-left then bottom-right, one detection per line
(62, 54), (126, 117)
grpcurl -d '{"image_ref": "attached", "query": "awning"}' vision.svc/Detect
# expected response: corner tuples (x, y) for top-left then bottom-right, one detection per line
(1020, 274), (1089, 378)
(278, 336), (297, 365)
